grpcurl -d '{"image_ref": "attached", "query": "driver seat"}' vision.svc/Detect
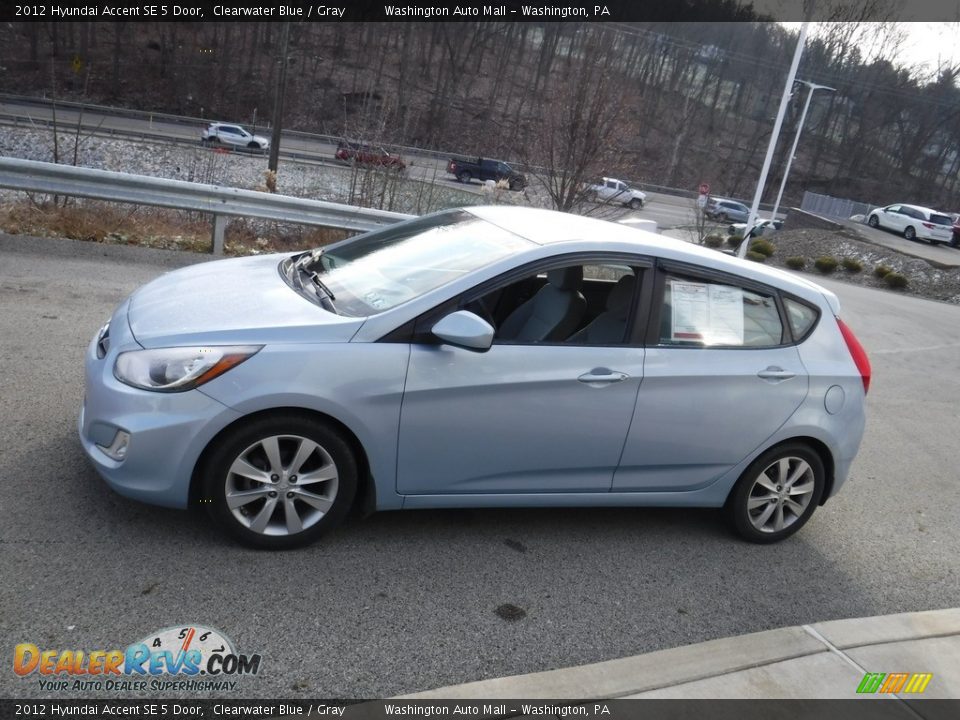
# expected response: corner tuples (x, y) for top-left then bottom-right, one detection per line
(497, 267), (586, 342)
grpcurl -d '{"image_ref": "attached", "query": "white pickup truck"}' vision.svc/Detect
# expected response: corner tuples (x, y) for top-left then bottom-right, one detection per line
(586, 177), (646, 209)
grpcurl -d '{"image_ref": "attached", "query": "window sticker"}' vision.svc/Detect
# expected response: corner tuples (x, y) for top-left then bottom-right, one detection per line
(670, 280), (745, 345)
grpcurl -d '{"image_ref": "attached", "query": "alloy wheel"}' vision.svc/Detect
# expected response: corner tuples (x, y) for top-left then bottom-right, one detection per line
(225, 434), (339, 537)
(745, 456), (816, 534)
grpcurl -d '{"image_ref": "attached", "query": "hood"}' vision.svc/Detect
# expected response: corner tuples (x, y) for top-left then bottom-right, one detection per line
(127, 254), (364, 348)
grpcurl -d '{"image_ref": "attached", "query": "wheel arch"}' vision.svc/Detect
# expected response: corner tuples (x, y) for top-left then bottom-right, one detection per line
(725, 435), (836, 506)
(188, 406), (376, 517)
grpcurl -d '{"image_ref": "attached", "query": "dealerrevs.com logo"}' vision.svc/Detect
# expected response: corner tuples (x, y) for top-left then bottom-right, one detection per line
(13, 625), (262, 692)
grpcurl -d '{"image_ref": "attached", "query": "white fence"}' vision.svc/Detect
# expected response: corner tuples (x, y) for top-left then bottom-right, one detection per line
(800, 191), (873, 221)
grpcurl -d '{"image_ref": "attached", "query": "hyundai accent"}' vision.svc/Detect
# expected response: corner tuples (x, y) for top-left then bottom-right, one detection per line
(80, 207), (870, 549)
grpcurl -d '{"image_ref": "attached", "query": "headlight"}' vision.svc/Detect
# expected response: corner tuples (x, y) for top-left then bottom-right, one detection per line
(114, 346), (262, 392)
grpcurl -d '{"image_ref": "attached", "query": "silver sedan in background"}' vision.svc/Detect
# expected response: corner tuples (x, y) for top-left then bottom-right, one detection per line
(79, 207), (871, 549)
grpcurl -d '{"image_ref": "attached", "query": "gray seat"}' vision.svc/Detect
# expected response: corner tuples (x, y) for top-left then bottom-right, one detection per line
(498, 267), (586, 342)
(570, 274), (636, 344)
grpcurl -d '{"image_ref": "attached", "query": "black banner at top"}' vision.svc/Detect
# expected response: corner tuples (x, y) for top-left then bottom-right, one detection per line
(3, 0), (960, 23)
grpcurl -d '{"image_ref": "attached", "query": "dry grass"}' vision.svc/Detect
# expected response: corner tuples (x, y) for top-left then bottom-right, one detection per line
(0, 198), (352, 256)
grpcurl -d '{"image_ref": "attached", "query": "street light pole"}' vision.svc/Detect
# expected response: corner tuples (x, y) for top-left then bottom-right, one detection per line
(738, 21), (809, 258)
(770, 81), (835, 221)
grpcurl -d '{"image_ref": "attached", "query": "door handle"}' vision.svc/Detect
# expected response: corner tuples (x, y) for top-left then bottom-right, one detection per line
(578, 368), (629, 385)
(757, 366), (796, 381)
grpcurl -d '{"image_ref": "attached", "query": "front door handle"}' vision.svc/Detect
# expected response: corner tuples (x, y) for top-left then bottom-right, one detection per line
(578, 368), (629, 386)
(757, 366), (796, 382)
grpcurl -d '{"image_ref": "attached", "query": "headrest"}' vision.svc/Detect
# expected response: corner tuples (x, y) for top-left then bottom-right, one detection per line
(547, 266), (583, 291)
(606, 275), (636, 320)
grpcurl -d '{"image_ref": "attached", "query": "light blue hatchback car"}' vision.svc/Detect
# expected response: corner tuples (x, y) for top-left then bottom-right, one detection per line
(80, 207), (871, 549)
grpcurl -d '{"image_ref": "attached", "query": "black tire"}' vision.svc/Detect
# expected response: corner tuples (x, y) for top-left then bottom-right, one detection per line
(457, 171), (472, 184)
(209, 136), (220, 145)
(629, 198), (643, 210)
(201, 413), (358, 550)
(867, 214), (880, 228)
(904, 226), (916, 241)
(725, 442), (825, 544)
(247, 141), (261, 150)
(509, 180), (524, 191)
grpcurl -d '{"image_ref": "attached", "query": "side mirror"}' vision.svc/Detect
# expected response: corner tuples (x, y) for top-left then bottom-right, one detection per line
(431, 311), (494, 352)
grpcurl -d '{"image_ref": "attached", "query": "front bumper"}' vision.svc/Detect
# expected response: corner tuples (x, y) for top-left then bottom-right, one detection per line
(78, 322), (241, 509)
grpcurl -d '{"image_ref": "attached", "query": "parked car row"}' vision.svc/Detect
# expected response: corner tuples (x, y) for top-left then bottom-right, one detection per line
(866, 204), (955, 246)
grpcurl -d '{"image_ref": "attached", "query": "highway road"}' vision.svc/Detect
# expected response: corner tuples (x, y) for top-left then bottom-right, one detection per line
(0, 97), (710, 232)
(1, 232), (957, 699)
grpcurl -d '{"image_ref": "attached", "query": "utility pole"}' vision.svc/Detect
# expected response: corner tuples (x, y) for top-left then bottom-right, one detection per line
(267, 21), (291, 182)
(770, 80), (836, 221)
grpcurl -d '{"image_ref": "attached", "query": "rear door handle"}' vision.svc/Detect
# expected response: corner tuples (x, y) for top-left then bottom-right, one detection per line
(757, 366), (796, 382)
(578, 368), (629, 386)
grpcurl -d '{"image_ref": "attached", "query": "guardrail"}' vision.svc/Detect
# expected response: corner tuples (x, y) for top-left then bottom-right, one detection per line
(0, 157), (414, 254)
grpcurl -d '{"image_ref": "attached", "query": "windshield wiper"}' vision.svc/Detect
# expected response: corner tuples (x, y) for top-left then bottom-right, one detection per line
(309, 272), (336, 301)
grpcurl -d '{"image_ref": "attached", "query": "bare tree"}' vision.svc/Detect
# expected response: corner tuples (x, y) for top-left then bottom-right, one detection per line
(514, 29), (628, 212)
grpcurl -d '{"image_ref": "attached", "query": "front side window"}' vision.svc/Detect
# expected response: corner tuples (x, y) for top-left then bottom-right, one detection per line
(467, 262), (640, 346)
(659, 275), (783, 348)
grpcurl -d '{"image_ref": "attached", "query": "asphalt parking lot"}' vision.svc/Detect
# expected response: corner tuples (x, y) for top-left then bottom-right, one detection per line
(1, 232), (958, 700)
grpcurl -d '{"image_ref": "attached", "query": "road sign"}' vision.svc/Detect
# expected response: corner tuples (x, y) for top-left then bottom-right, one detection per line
(698, 182), (710, 196)
(696, 194), (708, 209)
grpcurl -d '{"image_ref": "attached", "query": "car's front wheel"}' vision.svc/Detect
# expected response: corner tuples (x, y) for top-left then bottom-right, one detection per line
(629, 198), (643, 210)
(726, 443), (825, 544)
(201, 413), (357, 549)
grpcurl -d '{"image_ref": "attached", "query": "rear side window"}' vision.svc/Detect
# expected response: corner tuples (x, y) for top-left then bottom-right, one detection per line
(930, 213), (952, 226)
(659, 275), (783, 347)
(783, 298), (819, 342)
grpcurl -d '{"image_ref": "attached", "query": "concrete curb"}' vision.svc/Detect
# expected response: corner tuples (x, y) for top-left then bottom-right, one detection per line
(400, 608), (960, 700)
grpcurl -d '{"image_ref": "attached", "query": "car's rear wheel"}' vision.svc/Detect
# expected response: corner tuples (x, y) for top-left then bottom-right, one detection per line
(457, 171), (472, 184)
(904, 226), (916, 241)
(867, 214), (880, 228)
(726, 443), (825, 544)
(201, 414), (357, 550)
(208, 136), (220, 145)
(629, 198), (643, 210)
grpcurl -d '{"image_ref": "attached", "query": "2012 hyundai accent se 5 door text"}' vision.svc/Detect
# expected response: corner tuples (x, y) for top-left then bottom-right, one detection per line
(79, 206), (871, 549)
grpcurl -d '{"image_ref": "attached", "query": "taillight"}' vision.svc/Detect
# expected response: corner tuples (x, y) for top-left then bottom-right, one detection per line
(922, 222), (934, 229)
(448, 161), (456, 172)
(836, 317), (871, 394)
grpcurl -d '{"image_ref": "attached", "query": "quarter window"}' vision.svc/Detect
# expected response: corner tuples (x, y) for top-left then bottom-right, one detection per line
(783, 298), (819, 341)
(659, 275), (783, 348)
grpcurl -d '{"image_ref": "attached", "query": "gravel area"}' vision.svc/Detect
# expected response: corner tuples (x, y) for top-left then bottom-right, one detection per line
(761, 228), (960, 305)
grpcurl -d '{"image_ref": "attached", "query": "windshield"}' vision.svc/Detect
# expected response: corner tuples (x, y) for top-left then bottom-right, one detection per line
(286, 210), (533, 317)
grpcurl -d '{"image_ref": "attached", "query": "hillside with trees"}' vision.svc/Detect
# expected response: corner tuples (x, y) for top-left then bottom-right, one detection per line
(1, 20), (958, 211)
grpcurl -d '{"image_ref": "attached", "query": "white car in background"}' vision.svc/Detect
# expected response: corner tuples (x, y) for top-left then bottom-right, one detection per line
(866, 204), (954, 245)
(587, 178), (647, 209)
(201, 123), (270, 152)
(729, 219), (784, 237)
